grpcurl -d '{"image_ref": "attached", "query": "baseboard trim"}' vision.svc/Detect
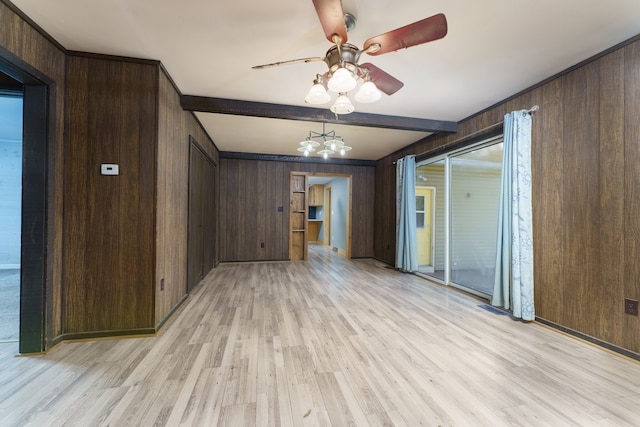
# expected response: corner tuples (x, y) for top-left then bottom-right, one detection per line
(156, 294), (189, 331)
(536, 317), (640, 362)
(60, 328), (157, 342)
(335, 247), (347, 257)
(372, 256), (394, 266)
(49, 333), (64, 349)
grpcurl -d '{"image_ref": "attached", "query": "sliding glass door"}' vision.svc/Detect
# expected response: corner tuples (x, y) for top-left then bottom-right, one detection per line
(415, 160), (445, 281)
(415, 137), (503, 298)
(450, 143), (502, 295)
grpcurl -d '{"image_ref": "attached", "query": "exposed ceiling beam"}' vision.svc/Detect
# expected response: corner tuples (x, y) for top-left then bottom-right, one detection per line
(181, 95), (458, 133)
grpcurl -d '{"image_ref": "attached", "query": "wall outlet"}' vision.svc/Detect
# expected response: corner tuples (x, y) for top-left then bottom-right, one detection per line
(624, 298), (638, 316)
(260, 242), (265, 248)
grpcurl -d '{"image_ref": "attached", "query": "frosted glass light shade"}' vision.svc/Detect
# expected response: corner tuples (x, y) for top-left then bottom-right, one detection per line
(317, 149), (334, 159)
(305, 83), (331, 104)
(355, 81), (382, 103)
(339, 145), (352, 156)
(328, 67), (357, 93)
(324, 139), (343, 151)
(330, 94), (355, 115)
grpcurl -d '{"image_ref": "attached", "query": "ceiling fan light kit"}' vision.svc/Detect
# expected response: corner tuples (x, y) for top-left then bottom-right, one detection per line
(330, 93), (355, 115)
(304, 47), (383, 110)
(327, 66), (357, 92)
(252, 0), (448, 149)
(304, 75), (332, 104)
(354, 80), (382, 103)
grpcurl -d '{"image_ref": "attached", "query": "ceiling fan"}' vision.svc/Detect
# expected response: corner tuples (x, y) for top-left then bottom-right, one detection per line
(252, 0), (447, 114)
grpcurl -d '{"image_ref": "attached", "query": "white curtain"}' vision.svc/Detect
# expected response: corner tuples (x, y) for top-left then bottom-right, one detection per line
(396, 155), (418, 272)
(492, 111), (535, 320)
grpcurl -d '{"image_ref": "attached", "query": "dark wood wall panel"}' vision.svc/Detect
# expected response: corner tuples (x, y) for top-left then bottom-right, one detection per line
(187, 141), (217, 293)
(597, 49), (625, 343)
(187, 145), (205, 292)
(623, 42), (640, 351)
(203, 156), (217, 273)
(374, 158), (396, 262)
(561, 63), (600, 332)
(374, 36), (640, 354)
(266, 161), (287, 259)
(64, 56), (157, 333)
(219, 158), (375, 261)
(156, 70), (182, 324)
(533, 79), (563, 325)
(156, 69), (218, 324)
(0, 1), (67, 345)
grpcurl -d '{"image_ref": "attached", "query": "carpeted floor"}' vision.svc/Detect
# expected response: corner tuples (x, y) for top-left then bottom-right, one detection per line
(0, 269), (19, 342)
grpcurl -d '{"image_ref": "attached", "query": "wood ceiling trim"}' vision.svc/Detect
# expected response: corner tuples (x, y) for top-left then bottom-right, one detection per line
(181, 95), (458, 133)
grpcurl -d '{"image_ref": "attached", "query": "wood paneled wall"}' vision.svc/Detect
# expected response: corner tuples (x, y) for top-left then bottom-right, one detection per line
(375, 35), (640, 354)
(156, 69), (218, 326)
(2, 1), (220, 340)
(219, 158), (375, 261)
(64, 55), (158, 334)
(0, 1), (66, 346)
(186, 141), (217, 292)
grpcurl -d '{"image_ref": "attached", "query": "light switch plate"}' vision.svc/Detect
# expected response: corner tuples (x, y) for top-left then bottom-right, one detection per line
(101, 164), (119, 175)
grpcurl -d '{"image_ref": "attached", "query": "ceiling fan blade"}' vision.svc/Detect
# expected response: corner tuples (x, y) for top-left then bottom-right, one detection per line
(252, 56), (325, 69)
(359, 63), (404, 95)
(363, 13), (447, 56)
(312, 0), (348, 43)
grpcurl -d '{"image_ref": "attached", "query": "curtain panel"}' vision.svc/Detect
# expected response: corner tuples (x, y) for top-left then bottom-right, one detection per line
(492, 111), (535, 320)
(396, 155), (418, 272)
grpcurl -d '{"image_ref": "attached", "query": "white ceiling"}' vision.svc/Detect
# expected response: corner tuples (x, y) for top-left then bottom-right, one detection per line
(11, 0), (640, 160)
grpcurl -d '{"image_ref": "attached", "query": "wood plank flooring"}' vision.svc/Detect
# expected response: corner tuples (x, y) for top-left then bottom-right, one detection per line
(1, 245), (639, 426)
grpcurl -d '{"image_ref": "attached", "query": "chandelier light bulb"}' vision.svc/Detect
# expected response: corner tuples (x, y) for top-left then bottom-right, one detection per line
(296, 124), (350, 159)
(355, 80), (382, 103)
(328, 67), (357, 93)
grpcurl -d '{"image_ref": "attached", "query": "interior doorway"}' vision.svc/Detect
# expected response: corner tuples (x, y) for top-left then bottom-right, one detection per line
(0, 87), (22, 343)
(0, 54), (52, 353)
(323, 186), (331, 246)
(308, 173), (352, 259)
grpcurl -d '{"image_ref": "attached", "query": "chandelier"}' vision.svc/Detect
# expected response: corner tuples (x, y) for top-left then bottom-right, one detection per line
(297, 123), (352, 159)
(304, 44), (382, 115)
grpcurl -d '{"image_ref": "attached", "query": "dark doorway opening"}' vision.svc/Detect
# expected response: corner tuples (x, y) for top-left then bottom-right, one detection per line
(0, 82), (23, 343)
(0, 48), (53, 354)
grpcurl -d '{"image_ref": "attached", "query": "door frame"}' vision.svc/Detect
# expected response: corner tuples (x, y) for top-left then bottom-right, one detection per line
(309, 173), (352, 259)
(324, 186), (331, 247)
(0, 46), (55, 353)
(289, 171), (309, 260)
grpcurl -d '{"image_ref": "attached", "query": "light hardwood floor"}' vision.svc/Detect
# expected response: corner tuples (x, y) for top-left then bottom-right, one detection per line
(1, 245), (639, 426)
